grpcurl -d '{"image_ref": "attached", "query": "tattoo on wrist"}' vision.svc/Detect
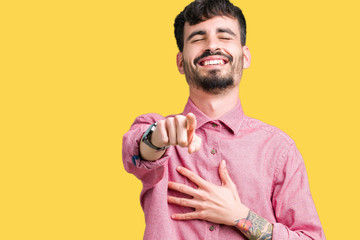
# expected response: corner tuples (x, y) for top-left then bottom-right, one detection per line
(234, 211), (273, 240)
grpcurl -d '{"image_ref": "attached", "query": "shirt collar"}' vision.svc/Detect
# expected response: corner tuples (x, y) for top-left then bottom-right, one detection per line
(182, 98), (244, 134)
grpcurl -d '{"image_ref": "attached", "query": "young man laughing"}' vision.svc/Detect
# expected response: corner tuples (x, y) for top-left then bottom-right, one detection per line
(123, 0), (325, 239)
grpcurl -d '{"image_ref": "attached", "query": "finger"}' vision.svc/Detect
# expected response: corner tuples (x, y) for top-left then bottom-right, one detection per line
(176, 166), (208, 189)
(219, 160), (228, 186)
(165, 117), (177, 146)
(151, 120), (169, 147)
(188, 134), (202, 154)
(186, 113), (197, 144)
(219, 160), (233, 187)
(175, 115), (187, 147)
(167, 195), (198, 209)
(186, 113), (201, 154)
(171, 211), (202, 221)
(218, 161), (239, 197)
(168, 181), (200, 198)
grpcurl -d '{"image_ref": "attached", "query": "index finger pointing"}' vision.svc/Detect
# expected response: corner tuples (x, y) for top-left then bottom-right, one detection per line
(186, 113), (197, 144)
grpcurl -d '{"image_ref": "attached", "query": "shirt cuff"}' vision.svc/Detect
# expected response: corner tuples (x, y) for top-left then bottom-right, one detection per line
(132, 146), (173, 170)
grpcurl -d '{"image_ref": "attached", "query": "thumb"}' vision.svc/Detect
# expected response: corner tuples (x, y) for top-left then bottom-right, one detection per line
(219, 160), (233, 187)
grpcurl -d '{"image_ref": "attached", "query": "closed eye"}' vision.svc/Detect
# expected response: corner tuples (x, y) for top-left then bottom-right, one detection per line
(192, 38), (204, 43)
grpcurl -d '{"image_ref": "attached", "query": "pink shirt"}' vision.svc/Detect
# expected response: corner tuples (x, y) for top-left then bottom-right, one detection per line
(122, 98), (325, 240)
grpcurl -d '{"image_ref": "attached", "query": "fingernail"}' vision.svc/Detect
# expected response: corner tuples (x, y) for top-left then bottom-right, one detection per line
(222, 160), (226, 167)
(176, 166), (182, 171)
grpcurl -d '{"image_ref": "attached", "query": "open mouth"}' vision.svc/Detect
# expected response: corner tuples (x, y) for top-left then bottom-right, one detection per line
(193, 51), (233, 68)
(197, 57), (230, 68)
(199, 59), (228, 66)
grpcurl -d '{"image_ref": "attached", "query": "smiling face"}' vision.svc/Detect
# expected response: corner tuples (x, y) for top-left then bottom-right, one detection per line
(177, 16), (250, 95)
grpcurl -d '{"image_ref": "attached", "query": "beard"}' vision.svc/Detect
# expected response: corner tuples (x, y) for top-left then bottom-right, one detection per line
(182, 50), (243, 95)
(183, 64), (234, 95)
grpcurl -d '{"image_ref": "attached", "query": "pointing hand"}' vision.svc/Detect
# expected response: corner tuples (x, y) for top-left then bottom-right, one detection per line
(151, 112), (202, 154)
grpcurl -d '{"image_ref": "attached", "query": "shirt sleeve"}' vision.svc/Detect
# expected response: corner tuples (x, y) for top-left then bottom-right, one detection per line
(271, 143), (326, 240)
(122, 113), (173, 190)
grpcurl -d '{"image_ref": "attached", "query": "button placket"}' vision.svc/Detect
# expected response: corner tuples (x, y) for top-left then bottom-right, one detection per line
(210, 148), (217, 155)
(210, 121), (221, 132)
(208, 122), (220, 160)
(205, 223), (219, 240)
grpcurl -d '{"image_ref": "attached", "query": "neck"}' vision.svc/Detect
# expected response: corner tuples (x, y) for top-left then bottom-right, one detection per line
(189, 87), (239, 120)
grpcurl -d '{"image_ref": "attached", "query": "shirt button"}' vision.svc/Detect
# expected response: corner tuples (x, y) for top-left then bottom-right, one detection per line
(210, 148), (217, 155)
(209, 225), (215, 231)
(211, 123), (218, 128)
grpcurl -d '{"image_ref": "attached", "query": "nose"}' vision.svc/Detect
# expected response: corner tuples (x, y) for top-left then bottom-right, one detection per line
(205, 36), (221, 53)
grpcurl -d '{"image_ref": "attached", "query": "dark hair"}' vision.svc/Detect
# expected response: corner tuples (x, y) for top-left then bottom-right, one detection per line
(174, 0), (247, 52)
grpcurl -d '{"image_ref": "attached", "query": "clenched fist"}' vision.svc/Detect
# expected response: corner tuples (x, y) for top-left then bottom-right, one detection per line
(140, 113), (202, 161)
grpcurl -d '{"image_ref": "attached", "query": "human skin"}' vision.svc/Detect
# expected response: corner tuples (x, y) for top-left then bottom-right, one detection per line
(139, 16), (273, 239)
(140, 16), (251, 161)
(168, 160), (273, 239)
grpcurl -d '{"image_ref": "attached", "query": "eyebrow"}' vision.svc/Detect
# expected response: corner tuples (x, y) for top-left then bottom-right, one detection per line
(217, 28), (236, 36)
(186, 30), (206, 42)
(186, 28), (237, 42)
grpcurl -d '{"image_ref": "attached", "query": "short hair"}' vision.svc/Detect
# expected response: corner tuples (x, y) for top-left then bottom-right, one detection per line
(174, 0), (247, 52)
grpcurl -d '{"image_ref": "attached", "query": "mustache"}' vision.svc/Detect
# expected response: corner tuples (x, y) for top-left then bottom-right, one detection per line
(193, 51), (233, 65)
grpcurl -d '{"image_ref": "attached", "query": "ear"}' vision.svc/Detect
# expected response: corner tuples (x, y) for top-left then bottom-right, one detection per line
(176, 52), (185, 74)
(242, 46), (251, 69)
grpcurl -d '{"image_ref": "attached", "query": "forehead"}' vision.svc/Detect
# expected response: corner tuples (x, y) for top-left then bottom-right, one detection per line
(183, 16), (240, 38)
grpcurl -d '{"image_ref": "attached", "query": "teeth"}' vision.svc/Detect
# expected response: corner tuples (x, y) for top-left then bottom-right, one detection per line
(204, 59), (225, 66)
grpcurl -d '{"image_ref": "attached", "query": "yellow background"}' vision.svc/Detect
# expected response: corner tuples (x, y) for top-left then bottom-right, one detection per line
(1, 0), (359, 239)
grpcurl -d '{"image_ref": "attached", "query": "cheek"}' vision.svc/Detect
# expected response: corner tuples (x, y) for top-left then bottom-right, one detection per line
(181, 53), (193, 66)
(234, 51), (244, 66)
(183, 47), (202, 63)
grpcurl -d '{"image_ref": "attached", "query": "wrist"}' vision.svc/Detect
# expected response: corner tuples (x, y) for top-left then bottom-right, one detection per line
(229, 205), (249, 226)
(142, 123), (169, 151)
(234, 210), (273, 239)
(139, 140), (167, 161)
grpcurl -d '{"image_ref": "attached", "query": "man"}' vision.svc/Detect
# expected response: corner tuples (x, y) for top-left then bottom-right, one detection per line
(122, 0), (325, 239)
